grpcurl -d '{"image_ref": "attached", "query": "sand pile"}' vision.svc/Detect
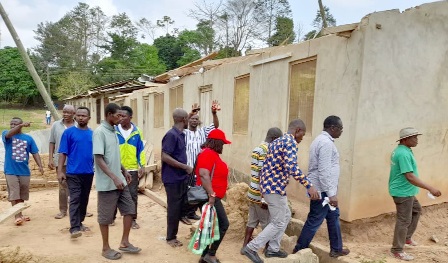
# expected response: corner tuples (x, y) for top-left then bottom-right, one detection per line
(224, 182), (249, 239)
(0, 246), (49, 263)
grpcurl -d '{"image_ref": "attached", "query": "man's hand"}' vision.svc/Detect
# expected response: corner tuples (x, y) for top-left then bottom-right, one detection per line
(22, 122), (31, 127)
(124, 170), (132, 184)
(307, 186), (320, 200)
(211, 100), (221, 114)
(191, 103), (201, 114)
(208, 196), (215, 207)
(48, 162), (55, 170)
(185, 165), (193, 175)
(113, 176), (125, 190)
(260, 203), (268, 210)
(329, 195), (338, 207)
(429, 187), (442, 197)
(57, 170), (66, 184)
(38, 166), (44, 175)
(138, 167), (145, 179)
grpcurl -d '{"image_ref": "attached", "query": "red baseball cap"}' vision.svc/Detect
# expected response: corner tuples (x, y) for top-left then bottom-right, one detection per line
(208, 129), (231, 144)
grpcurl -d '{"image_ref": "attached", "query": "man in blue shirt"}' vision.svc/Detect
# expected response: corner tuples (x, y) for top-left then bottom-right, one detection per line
(2, 117), (44, 226)
(161, 108), (193, 248)
(58, 107), (94, 239)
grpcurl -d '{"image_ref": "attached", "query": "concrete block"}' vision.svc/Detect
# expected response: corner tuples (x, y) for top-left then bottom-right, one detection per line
(264, 248), (318, 263)
(281, 234), (298, 253)
(285, 218), (305, 236)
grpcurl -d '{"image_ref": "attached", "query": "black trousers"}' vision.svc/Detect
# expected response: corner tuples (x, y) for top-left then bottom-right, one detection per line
(127, 171), (139, 219)
(165, 179), (189, 240)
(66, 174), (94, 233)
(201, 198), (229, 257)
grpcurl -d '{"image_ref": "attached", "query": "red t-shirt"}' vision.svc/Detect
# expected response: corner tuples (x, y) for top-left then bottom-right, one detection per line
(195, 148), (229, 199)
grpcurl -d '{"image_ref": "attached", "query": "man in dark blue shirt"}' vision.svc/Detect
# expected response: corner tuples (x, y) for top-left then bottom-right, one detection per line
(161, 108), (193, 248)
(58, 107), (94, 239)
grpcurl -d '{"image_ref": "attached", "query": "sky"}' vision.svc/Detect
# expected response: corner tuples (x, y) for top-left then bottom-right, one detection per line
(0, 0), (440, 50)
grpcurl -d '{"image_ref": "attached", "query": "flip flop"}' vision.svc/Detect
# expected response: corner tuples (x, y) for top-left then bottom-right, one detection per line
(22, 216), (30, 221)
(15, 217), (23, 226)
(167, 239), (183, 248)
(80, 225), (91, 232)
(102, 249), (122, 260)
(119, 243), (141, 254)
(131, 221), (140, 229)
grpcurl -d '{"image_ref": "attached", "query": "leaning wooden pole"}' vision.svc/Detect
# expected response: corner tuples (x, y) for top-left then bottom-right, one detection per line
(318, 0), (328, 29)
(0, 2), (60, 120)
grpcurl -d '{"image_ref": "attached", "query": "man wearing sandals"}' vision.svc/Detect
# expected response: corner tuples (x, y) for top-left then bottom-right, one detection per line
(58, 107), (94, 239)
(2, 117), (44, 225)
(389, 127), (441, 261)
(161, 108), (193, 248)
(93, 103), (141, 260)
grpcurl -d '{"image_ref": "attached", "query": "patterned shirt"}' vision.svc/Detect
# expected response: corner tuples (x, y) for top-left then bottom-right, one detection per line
(260, 133), (312, 196)
(307, 131), (340, 197)
(247, 141), (269, 204)
(184, 124), (215, 168)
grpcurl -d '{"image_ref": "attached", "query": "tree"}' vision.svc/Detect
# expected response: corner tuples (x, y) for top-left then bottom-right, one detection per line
(157, 16), (176, 36)
(255, 0), (292, 45)
(267, 16), (295, 46)
(54, 71), (95, 98)
(303, 5), (336, 40)
(0, 47), (39, 105)
(178, 20), (217, 56)
(136, 18), (157, 42)
(101, 13), (139, 60)
(222, 0), (261, 53)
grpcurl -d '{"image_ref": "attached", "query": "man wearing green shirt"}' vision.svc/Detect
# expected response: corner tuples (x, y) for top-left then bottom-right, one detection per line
(389, 127), (441, 261)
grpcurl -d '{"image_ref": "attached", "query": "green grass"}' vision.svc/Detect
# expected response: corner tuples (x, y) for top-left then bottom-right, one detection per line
(0, 108), (51, 133)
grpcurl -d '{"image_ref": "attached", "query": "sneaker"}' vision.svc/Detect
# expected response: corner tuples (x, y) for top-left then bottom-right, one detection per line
(264, 249), (288, 258)
(405, 239), (418, 246)
(329, 248), (350, 258)
(242, 246), (264, 263)
(392, 252), (414, 261)
(70, 231), (82, 239)
(54, 212), (66, 219)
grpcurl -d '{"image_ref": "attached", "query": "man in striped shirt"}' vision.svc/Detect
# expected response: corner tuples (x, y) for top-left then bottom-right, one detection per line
(241, 127), (283, 253)
(183, 100), (220, 222)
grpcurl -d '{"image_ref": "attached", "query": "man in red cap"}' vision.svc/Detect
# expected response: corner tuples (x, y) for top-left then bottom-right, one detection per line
(389, 127), (441, 261)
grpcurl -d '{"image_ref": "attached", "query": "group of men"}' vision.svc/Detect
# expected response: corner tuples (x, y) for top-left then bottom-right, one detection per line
(3, 103), (143, 260)
(240, 116), (441, 262)
(2, 102), (442, 262)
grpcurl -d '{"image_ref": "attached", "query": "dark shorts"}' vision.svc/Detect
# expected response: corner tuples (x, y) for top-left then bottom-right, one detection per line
(97, 186), (136, 225)
(5, 175), (30, 201)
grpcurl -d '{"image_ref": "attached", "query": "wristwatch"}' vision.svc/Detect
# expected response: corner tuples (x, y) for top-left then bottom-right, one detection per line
(208, 192), (216, 197)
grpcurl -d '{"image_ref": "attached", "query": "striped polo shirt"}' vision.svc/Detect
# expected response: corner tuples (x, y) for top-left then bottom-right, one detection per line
(247, 141), (269, 204)
(184, 124), (215, 168)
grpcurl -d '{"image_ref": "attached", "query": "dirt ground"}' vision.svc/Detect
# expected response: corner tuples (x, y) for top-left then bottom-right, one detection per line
(1, 167), (447, 263)
(291, 201), (448, 263)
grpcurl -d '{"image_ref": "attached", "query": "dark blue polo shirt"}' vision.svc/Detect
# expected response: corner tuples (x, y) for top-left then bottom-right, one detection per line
(161, 126), (188, 184)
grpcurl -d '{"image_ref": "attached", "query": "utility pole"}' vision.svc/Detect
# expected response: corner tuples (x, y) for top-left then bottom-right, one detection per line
(0, 2), (60, 120)
(318, 0), (328, 29)
(46, 64), (50, 95)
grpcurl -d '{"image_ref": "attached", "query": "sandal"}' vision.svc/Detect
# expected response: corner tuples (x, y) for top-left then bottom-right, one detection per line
(119, 243), (141, 254)
(167, 239), (183, 247)
(15, 217), (23, 226)
(132, 220), (140, 229)
(22, 215), (30, 221)
(102, 249), (122, 260)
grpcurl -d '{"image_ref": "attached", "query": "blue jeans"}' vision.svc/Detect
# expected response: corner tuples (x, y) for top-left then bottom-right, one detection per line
(294, 192), (343, 252)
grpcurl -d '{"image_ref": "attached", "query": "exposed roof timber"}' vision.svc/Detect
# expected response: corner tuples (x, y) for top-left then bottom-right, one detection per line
(249, 53), (292, 67)
(322, 23), (359, 37)
(154, 51), (219, 83)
